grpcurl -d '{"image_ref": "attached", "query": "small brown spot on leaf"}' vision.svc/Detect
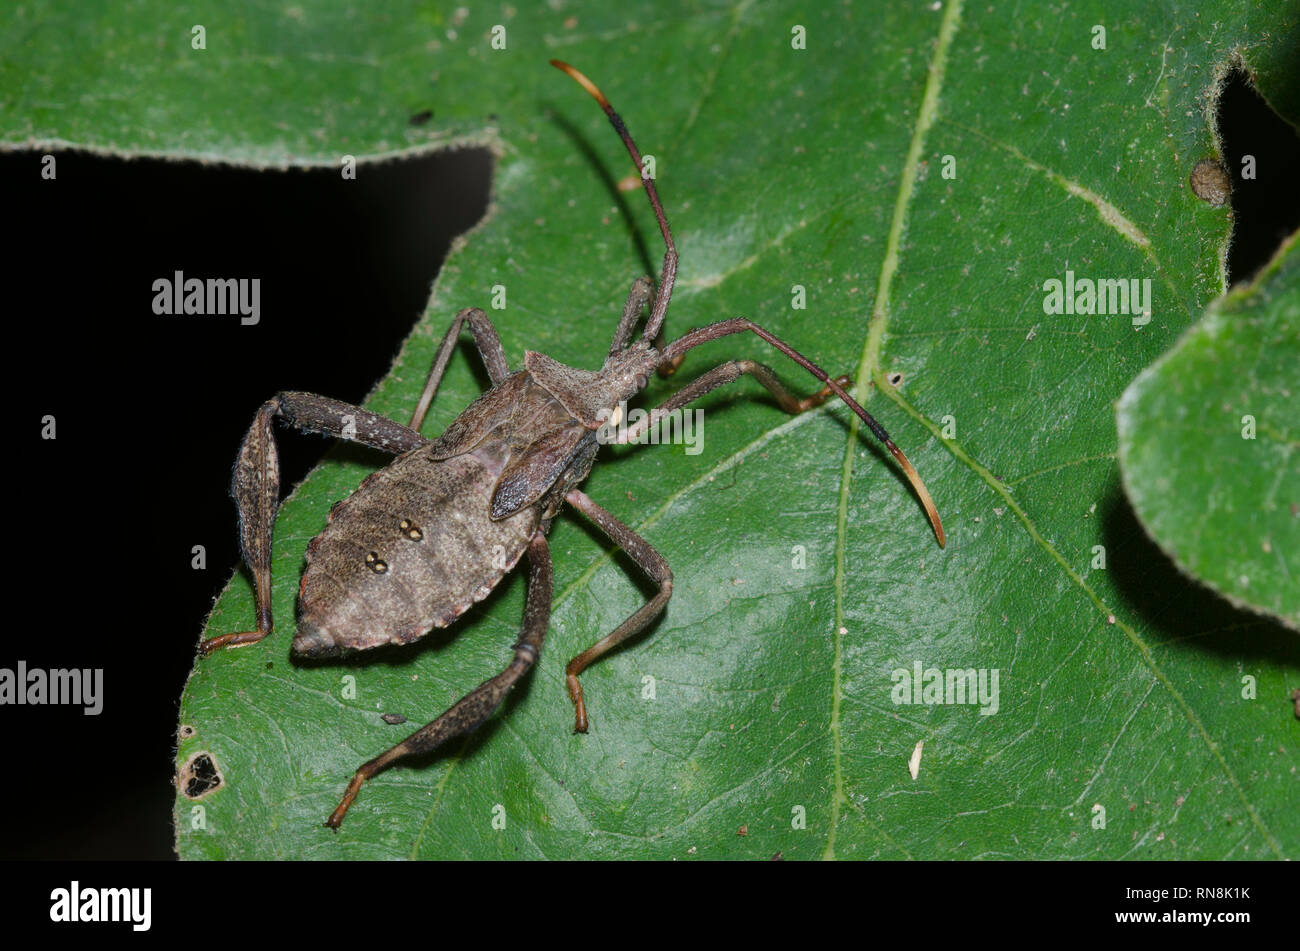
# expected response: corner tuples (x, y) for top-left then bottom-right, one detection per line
(382, 713), (408, 725)
(1189, 159), (1231, 207)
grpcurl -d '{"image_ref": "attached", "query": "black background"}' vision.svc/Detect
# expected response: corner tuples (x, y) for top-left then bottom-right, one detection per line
(3, 70), (1297, 864)
(6, 141), (492, 859)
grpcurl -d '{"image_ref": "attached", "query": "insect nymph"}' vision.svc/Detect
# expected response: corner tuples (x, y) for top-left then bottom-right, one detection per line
(200, 61), (945, 829)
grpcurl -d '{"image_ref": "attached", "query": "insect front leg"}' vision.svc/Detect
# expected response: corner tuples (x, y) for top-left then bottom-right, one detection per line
(409, 307), (511, 432)
(325, 531), (554, 829)
(562, 489), (673, 733)
(659, 318), (946, 546)
(614, 359), (852, 446)
(199, 393), (429, 656)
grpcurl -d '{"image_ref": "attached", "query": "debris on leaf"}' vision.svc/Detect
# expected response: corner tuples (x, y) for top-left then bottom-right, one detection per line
(908, 740), (924, 780)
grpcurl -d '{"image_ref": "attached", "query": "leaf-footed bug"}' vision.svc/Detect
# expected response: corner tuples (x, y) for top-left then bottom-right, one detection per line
(199, 60), (946, 830)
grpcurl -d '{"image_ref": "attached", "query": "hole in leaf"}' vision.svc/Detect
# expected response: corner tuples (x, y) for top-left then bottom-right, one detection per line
(1214, 68), (1300, 285)
(2, 145), (493, 705)
(178, 752), (223, 799)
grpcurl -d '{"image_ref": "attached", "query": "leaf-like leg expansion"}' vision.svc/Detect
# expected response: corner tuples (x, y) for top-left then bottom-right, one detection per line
(410, 307), (511, 432)
(614, 360), (852, 446)
(325, 531), (554, 830)
(199, 394), (429, 656)
(562, 489), (673, 733)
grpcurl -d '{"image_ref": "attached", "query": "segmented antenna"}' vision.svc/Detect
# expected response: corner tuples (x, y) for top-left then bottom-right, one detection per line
(551, 60), (676, 344)
(553, 61), (944, 548)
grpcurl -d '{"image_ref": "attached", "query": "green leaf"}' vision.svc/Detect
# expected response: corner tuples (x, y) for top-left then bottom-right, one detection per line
(1117, 232), (1300, 630)
(11, 1), (1296, 859)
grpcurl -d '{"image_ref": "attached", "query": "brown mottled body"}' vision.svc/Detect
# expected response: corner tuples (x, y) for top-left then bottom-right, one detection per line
(294, 372), (597, 657)
(200, 62), (946, 830)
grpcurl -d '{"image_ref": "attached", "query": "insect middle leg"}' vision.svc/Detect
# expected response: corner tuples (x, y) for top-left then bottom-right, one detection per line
(325, 531), (555, 829)
(559, 357), (856, 725)
(199, 393), (430, 656)
(562, 489), (673, 733)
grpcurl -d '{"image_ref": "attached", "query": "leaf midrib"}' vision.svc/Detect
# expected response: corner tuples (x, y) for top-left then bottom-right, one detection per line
(817, 0), (1281, 860)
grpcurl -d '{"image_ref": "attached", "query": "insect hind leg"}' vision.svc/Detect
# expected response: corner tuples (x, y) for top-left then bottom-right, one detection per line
(199, 393), (428, 656)
(325, 531), (554, 829)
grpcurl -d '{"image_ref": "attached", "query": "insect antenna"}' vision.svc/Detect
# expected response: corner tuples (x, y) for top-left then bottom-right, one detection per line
(553, 61), (944, 548)
(551, 59), (676, 345)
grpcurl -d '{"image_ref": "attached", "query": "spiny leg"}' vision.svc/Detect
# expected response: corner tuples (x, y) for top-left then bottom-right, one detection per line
(660, 318), (946, 547)
(615, 359), (852, 446)
(409, 307), (511, 433)
(326, 531), (554, 830)
(562, 489), (673, 734)
(199, 393), (429, 656)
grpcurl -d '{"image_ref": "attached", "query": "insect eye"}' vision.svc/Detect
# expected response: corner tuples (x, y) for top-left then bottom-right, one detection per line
(634, 373), (648, 389)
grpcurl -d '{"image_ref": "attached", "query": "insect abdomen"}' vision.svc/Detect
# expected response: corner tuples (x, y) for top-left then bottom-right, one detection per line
(294, 441), (538, 656)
